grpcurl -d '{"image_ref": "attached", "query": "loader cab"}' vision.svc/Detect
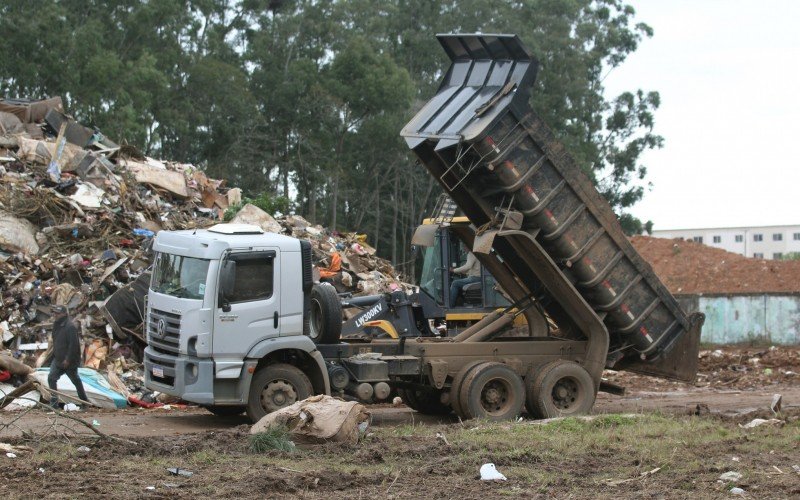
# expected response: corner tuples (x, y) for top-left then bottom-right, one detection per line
(414, 218), (510, 328)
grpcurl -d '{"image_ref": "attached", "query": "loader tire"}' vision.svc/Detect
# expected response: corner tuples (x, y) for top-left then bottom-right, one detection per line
(528, 360), (595, 419)
(398, 388), (451, 415)
(458, 362), (525, 421)
(306, 283), (342, 344)
(246, 363), (313, 423)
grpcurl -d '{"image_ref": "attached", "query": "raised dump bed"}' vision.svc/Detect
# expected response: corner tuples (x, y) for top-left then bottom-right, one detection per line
(402, 34), (703, 375)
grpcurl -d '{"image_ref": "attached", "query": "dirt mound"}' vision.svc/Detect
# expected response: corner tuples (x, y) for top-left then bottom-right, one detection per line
(631, 235), (800, 294)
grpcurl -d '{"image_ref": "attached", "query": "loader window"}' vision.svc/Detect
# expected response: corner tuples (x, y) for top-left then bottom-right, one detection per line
(418, 233), (444, 304)
(222, 253), (274, 303)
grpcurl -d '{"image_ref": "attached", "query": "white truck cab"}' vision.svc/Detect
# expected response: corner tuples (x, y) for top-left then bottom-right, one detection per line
(144, 223), (330, 421)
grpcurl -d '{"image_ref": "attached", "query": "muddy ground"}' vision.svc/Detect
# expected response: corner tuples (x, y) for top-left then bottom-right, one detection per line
(1, 346), (798, 498)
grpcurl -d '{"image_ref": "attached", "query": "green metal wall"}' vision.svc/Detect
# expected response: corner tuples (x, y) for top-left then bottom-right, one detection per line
(677, 295), (800, 345)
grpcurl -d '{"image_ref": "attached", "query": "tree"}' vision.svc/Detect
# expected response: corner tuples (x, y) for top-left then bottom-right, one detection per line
(0, 0), (661, 270)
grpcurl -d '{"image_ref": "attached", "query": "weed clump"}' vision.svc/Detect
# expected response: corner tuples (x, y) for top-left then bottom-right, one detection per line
(249, 426), (296, 453)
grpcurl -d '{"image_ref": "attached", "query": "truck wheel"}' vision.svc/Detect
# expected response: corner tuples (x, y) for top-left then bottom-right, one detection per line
(306, 284), (342, 344)
(458, 362), (525, 421)
(398, 388), (451, 415)
(449, 361), (484, 419)
(204, 405), (245, 417)
(528, 360), (595, 419)
(246, 363), (313, 422)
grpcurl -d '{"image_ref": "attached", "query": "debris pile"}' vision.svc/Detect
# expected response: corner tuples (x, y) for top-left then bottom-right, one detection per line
(0, 96), (407, 409)
(631, 236), (800, 294)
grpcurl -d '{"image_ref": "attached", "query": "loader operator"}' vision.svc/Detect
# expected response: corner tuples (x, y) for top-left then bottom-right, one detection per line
(449, 247), (481, 307)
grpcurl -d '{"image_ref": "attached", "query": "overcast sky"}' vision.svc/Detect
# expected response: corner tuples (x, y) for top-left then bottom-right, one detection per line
(603, 0), (800, 231)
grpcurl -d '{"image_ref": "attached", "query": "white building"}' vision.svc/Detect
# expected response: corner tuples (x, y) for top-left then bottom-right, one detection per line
(652, 224), (800, 260)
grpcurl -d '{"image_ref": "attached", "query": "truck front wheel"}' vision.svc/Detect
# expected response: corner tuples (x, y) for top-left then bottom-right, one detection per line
(246, 363), (313, 422)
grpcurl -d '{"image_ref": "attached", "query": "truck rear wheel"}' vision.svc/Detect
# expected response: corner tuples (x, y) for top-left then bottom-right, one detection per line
(246, 363), (313, 422)
(528, 360), (595, 419)
(306, 284), (342, 344)
(449, 361), (484, 418)
(398, 387), (451, 415)
(457, 362), (525, 421)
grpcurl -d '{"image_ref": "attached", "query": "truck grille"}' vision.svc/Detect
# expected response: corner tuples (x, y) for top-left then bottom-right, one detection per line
(148, 308), (181, 355)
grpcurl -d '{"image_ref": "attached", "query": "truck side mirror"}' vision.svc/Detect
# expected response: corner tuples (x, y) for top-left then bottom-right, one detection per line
(219, 260), (236, 311)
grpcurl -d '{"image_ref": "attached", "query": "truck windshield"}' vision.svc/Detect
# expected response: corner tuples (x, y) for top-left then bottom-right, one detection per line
(151, 252), (210, 300)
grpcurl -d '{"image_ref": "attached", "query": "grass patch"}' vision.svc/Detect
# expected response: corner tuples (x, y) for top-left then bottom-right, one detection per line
(248, 425), (296, 453)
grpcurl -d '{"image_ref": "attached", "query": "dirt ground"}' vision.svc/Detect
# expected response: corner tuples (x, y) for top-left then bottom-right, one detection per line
(1, 346), (798, 498)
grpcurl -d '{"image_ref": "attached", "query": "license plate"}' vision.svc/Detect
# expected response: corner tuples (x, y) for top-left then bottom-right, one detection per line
(152, 365), (164, 378)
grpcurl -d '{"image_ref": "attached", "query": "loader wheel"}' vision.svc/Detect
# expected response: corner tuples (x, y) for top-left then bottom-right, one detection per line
(458, 362), (525, 421)
(398, 388), (451, 415)
(528, 360), (595, 419)
(204, 405), (245, 417)
(246, 363), (313, 422)
(306, 284), (342, 344)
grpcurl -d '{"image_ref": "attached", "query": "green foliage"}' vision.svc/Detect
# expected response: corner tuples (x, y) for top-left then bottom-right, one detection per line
(0, 0), (661, 268)
(780, 252), (800, 261)
(223, 193), (292, 221)
(248, 426), (296, 453)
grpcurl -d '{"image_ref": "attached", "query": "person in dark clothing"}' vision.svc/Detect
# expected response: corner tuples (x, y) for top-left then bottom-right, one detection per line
(48, 305), (89, 408)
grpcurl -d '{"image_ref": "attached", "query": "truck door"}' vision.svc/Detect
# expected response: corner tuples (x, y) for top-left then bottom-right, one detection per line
(213, 248), (281, 363)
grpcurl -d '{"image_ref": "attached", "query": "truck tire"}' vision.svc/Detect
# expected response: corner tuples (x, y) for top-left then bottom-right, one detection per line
(457, 362), (525, 421)
(449, 361), (484, 419)
(246, 363), (314, 422)
(398, 387), (451, 415)
(528, 360), (595, 419)
(204, 405), (245, 417)
(306, 284), (342, 344)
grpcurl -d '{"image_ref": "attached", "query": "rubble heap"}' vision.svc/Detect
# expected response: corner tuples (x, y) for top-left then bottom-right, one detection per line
(631, 235), (800, 295)
(0, 96), (407, 406)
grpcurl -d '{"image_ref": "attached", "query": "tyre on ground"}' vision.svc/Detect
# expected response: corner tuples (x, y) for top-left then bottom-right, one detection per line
(246, 363), (313, 422)
(456, 362), (525, 421)
(398, 387), (451, 415)
(305, 283), (342, 344)
(527, 360), (596, 419)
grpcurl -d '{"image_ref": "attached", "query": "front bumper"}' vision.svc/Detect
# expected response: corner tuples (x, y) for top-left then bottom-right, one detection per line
(144, 347), (215, 405)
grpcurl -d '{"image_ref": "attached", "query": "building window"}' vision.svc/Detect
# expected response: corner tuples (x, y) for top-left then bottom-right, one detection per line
(692, 236), (703, 243)
(773, 233), (783, 241)
(794, 233), (800, 241)
(753, 234), (763, 242)
(735, 235), (743, 243)
(753, 253), (764, 259)
(712, 235), (721, 243)
(773, 252), (783, 260)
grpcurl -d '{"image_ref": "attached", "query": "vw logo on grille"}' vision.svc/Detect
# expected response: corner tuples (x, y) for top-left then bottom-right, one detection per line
(156, 318), (167, 338)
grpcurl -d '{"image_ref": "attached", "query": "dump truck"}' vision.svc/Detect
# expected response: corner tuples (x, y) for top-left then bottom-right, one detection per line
(144, 33), (704, 423)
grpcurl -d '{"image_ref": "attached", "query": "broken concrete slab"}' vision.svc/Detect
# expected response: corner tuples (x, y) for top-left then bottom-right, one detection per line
(230, 203), (283, 234)
(250, 394), (370, 445)
(0, 211), (39, 255)
(119, 158), (190, 198)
